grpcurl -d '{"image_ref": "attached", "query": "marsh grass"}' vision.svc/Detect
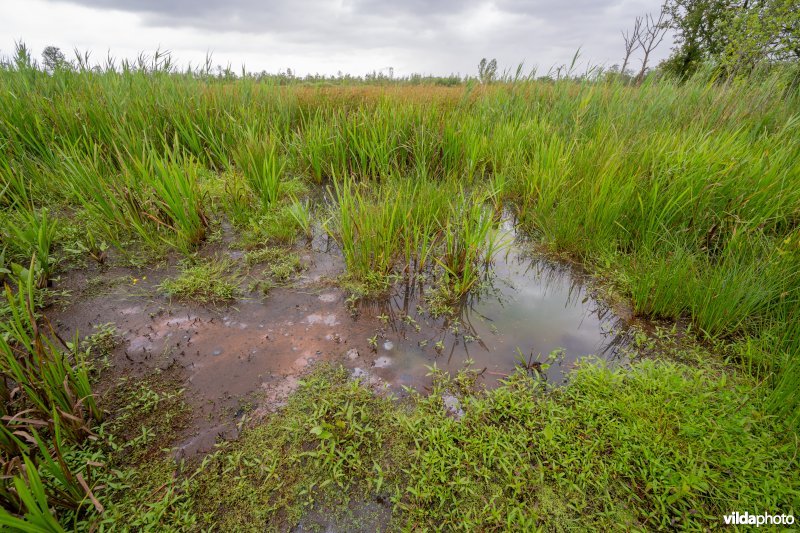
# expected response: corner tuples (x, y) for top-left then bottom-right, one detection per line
(59, 142), (209, 254)
(121, 146), (209, 253)
(159, 258), (241, 304)
(286, 198), (313, 239)
(438, 196), (503, 295)
(0, 266), (104, 526)
(1, 265), (101, 436)
(3, 209), (58, 287)
(1, 55), (799, 528)
(0, 65), (795, 340)
(328, 177), (407, 281)
(327, 175), (502, 298)
(233, 131), (285, 210)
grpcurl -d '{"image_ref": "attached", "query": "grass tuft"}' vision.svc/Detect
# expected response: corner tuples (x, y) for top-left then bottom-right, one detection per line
(159, 258), (241, 304)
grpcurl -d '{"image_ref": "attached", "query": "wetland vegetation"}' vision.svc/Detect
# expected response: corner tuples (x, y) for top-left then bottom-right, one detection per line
(0, 42), (799, 530)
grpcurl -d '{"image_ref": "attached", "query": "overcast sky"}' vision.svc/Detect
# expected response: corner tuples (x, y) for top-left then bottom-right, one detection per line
(0, 0), (673, 77)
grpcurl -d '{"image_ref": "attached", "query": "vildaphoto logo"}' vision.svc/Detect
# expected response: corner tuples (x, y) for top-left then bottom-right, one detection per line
(723, 512), (795, 527)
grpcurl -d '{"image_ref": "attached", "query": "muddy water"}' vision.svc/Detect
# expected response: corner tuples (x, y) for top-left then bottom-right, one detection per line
(50, 224), (629, 455)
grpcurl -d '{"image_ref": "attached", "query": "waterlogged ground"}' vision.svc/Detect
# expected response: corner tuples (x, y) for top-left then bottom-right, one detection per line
(50, 224), (633, 457)
(4, 73), (795, 531)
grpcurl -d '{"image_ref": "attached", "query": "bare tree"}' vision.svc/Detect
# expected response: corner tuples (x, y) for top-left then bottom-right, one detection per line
(621, 17), (643, 77)
(635, 8), (669, 84)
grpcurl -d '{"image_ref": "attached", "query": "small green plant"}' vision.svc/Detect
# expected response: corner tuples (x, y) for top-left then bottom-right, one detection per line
(80, 323), (120, 372)
(65, 228), (108, 265)
(106, 378), (190, 464)
(159, 258), (241, 304)
(4, 208), (58, 286)
(424, 283), (456, 318)
(286, 197), (313, 239)
(0, 454), (66, 531)
(247, 277), (276, 296)
(513, 347), (563, 379)
(244, 246), (304, 282)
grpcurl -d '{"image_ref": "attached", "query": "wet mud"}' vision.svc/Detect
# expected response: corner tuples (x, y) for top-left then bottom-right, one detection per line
(49, 225), (633, 456)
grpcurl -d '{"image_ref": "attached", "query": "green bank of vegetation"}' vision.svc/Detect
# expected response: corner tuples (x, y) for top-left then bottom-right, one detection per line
(1, 15), (799, 530)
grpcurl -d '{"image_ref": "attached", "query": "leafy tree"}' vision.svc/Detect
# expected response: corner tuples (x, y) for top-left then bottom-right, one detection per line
(41, 45), (66, 72)
(662, 0), (800, 77)
(718, 0), (800, 73)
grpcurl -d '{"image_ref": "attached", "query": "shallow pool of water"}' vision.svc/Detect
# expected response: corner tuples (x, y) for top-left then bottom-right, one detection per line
(353, 236), (628, 389)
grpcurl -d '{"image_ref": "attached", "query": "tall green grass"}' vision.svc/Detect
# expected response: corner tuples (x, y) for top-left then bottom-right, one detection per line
(438, 195), (501, 295)
(0, 54), (798, 422)
(232, 128), (285, 210)
(1, 263), (100, 440)
(57, 141), (208, 253)
(326, 175), (501, 296)
(0, 263), (103, 525)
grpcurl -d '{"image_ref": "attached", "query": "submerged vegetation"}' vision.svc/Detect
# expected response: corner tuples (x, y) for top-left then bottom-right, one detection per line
(0, 43), (798, 529)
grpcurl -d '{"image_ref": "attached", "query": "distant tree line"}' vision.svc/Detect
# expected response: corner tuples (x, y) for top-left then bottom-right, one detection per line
(2, 41), (613, 87)
(0, 42), (466, 86)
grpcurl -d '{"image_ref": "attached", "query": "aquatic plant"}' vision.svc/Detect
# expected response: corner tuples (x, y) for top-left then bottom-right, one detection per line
(233, 129), (285, 211)
(3, 208), (58, 287)
(121, 146), (209, 253)
(438, 196), (503, 296)
(1, 264), (100, 436)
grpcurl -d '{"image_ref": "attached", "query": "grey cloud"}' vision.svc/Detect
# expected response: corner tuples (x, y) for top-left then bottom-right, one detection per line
(41, 0), (670, 74)
(54, 0), (630, 36)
